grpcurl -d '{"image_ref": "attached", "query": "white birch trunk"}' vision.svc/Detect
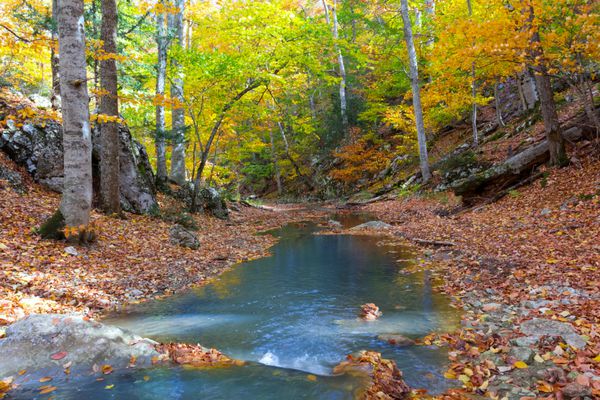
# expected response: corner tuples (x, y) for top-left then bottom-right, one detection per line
(169, 0), (186, 184)
(57, 0), (93, 226)
(401, 0), (431, 182)
(155, 0), (168, 185)
(331, 0), (348, 133)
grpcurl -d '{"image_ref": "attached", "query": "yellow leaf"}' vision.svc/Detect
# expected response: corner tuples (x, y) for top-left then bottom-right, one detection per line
(458, 374), (470, 384)
(593, 354), (600, 362)
(105, 384), (114, 390)
(39, 385), (56, 394)
(514, 361), (528, 369)
(444, 371), (457, 379)
(306, 374), (317, 382)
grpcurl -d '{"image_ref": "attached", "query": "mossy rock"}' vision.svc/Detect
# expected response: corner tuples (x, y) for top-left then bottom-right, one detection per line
(38, 209), (65, 240)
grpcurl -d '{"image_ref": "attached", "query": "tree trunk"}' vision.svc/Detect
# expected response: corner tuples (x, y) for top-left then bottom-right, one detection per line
(330, 0), (349, 134)
(155, 0), (168, 187)
(467, 0), (478, 147)
(57, 0), (93, 228)
(99, 0), (120, 214)
(522, 3), (565, 165)
(50, 0), (60, 109)
(451, 127), (582, 204)
(516, 73), (528, 112)
(269, 128), (282, 195)
(494, 80), (505, 127)
(400, 0), (431, 182)
(169, 0), (186, 185)
(534, 70), (566, 165)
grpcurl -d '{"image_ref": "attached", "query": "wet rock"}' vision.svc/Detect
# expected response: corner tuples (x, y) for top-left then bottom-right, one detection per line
(169, 224), (200, 250)
(377, 334), (415, 347)
(562, 382), (592, 399)
(0, 314), (161, 377)
(359, 303), (382, 321)
(349, 221), (393, 231)
(520, 318), (586, 349)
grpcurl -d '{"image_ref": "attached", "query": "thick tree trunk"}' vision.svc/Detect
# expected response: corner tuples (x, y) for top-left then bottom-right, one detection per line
(525, 4), (566, 166)
(99, 0), (120, 214)
(57, 0), (93, 227)
(401, 0), (431, 182)
(155, 1), (168, 187)
(169, 0), (186, 185)
(534, 70), (566, 165)
(452, 127), (582, 204)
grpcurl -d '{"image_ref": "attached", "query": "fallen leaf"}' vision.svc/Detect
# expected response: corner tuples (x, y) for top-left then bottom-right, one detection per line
(50, 351), (67, 360)
(38, 385), (56, 394)
(513, 361), (528, 369)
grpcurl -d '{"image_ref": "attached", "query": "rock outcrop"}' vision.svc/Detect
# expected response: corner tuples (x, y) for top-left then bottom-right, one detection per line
(0, 121), (157, 214)
(0, 314), (161, 378)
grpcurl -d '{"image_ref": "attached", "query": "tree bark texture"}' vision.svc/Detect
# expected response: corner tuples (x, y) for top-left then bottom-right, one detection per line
(401, 0), (431, 182)
(99, 0), (120, 214)
(57, 0), (93, 227)
(169, 0), (187, 184)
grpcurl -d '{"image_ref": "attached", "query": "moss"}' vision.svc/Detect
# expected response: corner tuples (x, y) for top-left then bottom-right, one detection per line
(38, 209), (65, 240)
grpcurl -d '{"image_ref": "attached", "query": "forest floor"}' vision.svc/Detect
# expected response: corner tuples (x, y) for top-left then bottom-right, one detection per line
(0, 152), (326, 326)
(346, 152), (600, 398)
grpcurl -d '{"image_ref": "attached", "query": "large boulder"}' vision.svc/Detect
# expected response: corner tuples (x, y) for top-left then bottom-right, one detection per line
(0, 314), (162, 378)
(0, 121), (158, 214)
(176, 184), (229, 220)
(91, 125), (157, 214)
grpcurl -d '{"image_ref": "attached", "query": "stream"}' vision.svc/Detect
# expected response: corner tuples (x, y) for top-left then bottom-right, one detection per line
(10, 215), (459, 399)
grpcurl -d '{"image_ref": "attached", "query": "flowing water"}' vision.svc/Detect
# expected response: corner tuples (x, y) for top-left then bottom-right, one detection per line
(10, 216), (459, 399)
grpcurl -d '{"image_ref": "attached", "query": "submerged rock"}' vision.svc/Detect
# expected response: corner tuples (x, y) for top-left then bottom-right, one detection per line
(359, 303), (382, 321)
(349, 221), (393, 231)
(333, 351), (410, 399)
(0, 314), (161, 378)
(169, 224), (200, 249)
(377, 334), (415, 347)
(156, 343), (243, 368)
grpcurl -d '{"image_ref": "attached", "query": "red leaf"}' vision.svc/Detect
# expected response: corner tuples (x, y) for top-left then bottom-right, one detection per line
(50, 351), (67, 360)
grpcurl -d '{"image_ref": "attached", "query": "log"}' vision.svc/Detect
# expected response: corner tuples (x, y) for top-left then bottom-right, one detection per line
(451, 127), (582, 204)
(412, 238), (455, 247)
